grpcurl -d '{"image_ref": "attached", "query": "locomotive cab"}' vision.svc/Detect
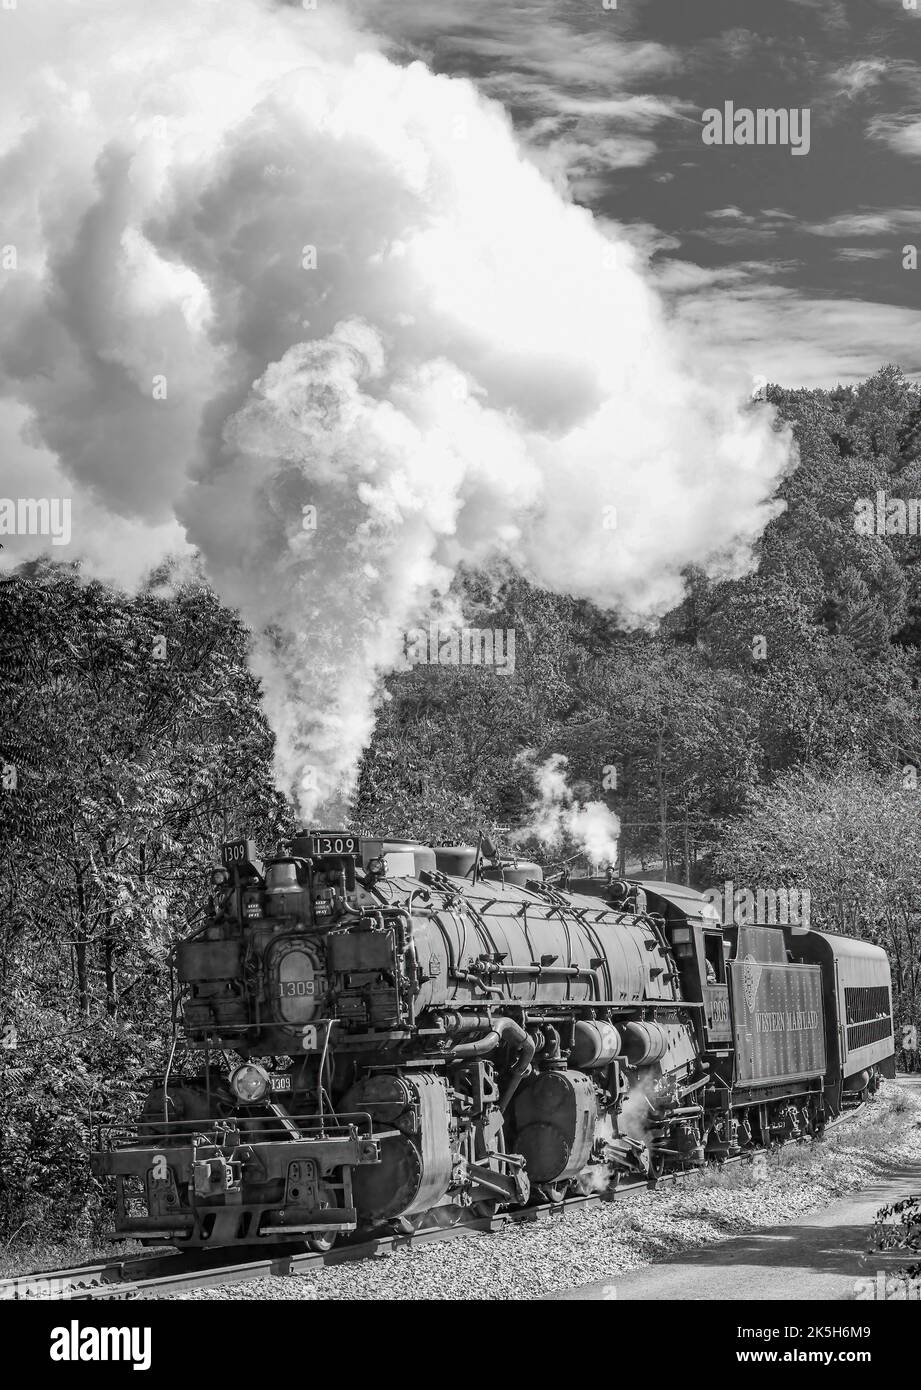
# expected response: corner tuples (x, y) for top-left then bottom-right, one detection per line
(636, 881), (733, 1052)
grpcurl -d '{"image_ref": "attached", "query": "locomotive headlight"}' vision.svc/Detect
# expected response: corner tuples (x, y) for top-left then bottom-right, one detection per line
(230, 1063), (269, 1103)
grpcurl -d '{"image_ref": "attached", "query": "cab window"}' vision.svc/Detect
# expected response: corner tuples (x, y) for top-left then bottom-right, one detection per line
(703, 931), (726, 984)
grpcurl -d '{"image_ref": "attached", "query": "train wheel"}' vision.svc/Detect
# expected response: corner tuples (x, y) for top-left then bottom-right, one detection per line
(305, 1231), (337, 1254)
(537, 1182), (569, 1204)
(646, 1149), (667, 1184)
(305, 1181), (339, 1251)
(429, 1205), (466, 1229)
(645, 1135), (669, 1180)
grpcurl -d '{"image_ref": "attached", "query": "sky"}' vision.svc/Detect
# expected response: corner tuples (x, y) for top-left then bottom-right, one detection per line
(0, 0), (918, 589)
(349, 0), (921, 389)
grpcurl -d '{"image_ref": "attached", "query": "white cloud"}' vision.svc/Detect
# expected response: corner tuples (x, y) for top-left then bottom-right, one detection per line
(668, 282), (921, 388)
(349, 0), (685, 188)
(833, 247), (890, 262)
(829, 59), (892, 99)
(654, 259), (800, 293)
(868, 114), (921, 158)
(803, 208), (920, 237)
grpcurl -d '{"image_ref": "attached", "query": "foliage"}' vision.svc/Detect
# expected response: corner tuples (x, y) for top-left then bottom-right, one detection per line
(715, 763), (921, 1038)
(873, 1195), (921, 1280)
(0, 562), (292, 1240)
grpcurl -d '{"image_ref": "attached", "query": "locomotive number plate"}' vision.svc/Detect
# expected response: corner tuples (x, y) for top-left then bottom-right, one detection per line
(270, 1075), (293, 1092)
(279, 978), (327, 998)
(710, 996), (730, 1024)
(308, 832), (359, 856)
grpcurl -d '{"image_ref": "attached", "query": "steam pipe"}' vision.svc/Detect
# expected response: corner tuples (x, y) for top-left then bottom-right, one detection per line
(450, 1015), (528, 1059)
(439, 1009), (492, 1037)
(451, 969), (504, 998)
(450, 1033), (503, 1059)
(447, 1015), (537, 1112)
(498, 1027), (536, 1113)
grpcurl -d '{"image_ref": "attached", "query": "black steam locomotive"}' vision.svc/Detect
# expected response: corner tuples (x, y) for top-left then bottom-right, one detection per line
(92, 832), (896, 1250)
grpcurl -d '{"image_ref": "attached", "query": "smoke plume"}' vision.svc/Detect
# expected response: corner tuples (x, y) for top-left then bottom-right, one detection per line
(0, 0), (791, 820)
(515, 753), (621, 867)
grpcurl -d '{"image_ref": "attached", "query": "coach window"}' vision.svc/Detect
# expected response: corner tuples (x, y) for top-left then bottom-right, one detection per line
(703, 931), (726, 984)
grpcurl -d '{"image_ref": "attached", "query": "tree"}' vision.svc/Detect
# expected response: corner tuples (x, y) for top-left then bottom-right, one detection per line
(0, 562), (291, 1241)
(716, 763), (921, 1034)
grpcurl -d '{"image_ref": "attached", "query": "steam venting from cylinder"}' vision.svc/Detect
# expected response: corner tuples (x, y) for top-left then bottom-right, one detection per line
(0, 0), (791, 820)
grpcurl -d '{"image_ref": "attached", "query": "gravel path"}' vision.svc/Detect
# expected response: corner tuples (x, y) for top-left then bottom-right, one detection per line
(161, 1080), (921, 1301)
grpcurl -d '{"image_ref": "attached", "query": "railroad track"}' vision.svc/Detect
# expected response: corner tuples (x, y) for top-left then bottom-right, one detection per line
(0, 1103), (864, 1302)
(0, 1193), (624, 1301)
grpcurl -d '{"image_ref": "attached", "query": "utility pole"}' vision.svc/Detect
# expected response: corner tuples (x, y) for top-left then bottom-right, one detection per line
(656, 729), (668, 876)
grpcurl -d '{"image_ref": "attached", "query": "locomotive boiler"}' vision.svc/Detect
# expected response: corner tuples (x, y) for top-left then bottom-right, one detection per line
(91, 831), (896, 1250)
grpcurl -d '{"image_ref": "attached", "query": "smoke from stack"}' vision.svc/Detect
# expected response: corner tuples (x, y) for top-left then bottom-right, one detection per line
(514, 753), (620, 867)
(0, 0), (791, 820)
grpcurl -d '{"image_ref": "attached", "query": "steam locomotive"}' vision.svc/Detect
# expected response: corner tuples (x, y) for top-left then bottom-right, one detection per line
(91, 832), (896, 1250)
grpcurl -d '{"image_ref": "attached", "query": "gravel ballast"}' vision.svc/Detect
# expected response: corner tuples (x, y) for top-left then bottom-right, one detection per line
(163, 1081), (921, 1301)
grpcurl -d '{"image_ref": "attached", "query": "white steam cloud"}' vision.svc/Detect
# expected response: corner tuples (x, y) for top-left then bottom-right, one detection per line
(0, 0), (791, 820)
(515, 753), (621, 867)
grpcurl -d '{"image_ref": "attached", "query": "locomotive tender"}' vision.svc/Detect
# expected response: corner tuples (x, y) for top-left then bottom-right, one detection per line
(91, 832), (896, 1250)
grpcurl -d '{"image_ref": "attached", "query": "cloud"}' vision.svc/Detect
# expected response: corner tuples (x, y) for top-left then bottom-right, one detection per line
(348, 0), (685, 190)
(826, 59), (921, 102)
(802, 208), (920, 237)
(667, 280), (921, 389)
(869, 114), (921, 158)
(654, 259), (800, 294)
(833, 247), (890, 262)
(829, 59), (891, 99)
(690, 208), (799, 248)
(707, 207), (748, 221)
(351, 1), (677, 87)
